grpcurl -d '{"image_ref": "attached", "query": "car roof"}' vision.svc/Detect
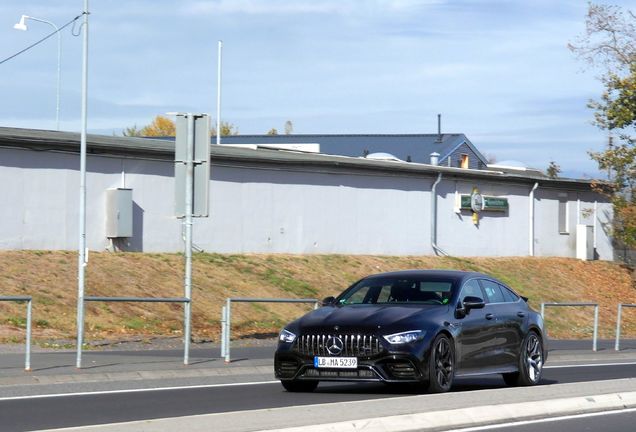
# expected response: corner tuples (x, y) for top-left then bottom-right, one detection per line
(363, 269), (493, 283)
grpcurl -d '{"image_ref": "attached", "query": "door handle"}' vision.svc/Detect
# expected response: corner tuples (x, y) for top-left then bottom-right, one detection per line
(485, 313), (494, 320)
(517, 311), (526, 318)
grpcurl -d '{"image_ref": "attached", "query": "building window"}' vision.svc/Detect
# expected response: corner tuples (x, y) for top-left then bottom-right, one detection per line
(558, 193), (569, 234)
(460, 154), (469, 169)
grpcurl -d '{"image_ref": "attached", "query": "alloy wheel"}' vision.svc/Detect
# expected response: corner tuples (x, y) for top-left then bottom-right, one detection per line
(434, 337), (453, 388)
(525, 333), (543, 383)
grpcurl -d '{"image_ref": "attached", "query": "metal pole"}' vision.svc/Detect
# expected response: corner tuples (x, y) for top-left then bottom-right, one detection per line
(529, 182), (538, 256)
(615, 303), (622, 351)
(54, 22), (61, 130)
(216, 40), (222, 146)
(220, 305), (227, 358)
(593, 201), (598, 252)
(183, 114), (194, 366)
(593, 305), (599, 352)
(225, 298), (231, 363)
(76, 0), (89, 370)
(25, 300), (32, 371)
(540, 303), (545, 319)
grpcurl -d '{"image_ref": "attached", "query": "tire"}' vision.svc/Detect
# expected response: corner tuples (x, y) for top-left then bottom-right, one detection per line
(280, 380), (319, 392)
(427, 334), (455, 393)
(503, 331), (543, 386)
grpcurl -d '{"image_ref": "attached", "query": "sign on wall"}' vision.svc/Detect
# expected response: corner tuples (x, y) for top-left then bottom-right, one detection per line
(460, 194), (509, 212)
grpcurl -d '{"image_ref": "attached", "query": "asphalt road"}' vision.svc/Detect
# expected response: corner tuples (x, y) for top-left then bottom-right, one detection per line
(1, 363), (636, 431)
(456, 408), (636, 432)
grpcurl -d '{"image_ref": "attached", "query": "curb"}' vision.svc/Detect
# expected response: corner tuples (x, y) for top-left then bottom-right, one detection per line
(259, 391), (636, 432)
(0, 365), (274, 387)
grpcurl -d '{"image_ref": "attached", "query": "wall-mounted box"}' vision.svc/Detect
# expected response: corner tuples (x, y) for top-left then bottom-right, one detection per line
(105, 188), (133, 238)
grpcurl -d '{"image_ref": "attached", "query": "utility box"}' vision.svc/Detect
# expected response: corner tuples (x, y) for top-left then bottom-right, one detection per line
(576, 224), (594, 261)
(105, 188), (133, 238)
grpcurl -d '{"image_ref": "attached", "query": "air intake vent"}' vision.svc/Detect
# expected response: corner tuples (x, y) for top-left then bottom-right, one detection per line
(294, 334), (384, 357)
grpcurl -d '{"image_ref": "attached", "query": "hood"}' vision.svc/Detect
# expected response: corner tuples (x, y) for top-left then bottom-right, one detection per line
(293, 304), (448, 332)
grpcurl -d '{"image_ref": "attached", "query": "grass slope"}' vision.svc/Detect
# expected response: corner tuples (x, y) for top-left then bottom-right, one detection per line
(0, 251), (634, 345)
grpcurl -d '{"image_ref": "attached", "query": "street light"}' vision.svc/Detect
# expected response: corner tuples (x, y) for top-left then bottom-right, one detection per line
(14, 14), (62, 131)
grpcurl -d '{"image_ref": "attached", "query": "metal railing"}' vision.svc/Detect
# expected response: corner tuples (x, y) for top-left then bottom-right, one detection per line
(221, 297), (319, 363)
(615, 303), (636, 351)
(77, 296), (190, 367)
(541, 302), (599, 351)
(0, 296), (32, 371)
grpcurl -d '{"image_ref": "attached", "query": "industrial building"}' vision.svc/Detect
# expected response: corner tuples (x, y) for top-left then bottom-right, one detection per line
(0, 127), (612, 259)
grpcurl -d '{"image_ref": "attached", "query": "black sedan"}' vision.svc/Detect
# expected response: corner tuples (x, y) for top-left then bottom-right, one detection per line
(275, 270), (546, 393)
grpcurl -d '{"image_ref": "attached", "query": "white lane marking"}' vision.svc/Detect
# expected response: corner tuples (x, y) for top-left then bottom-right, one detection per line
(0, 360), (634, 402)
(0, 380), (279, 402)
(544, 361), (636, 369)
(446, 407), (636, 431)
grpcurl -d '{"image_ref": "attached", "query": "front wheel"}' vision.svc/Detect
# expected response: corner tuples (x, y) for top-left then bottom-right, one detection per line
(427, 334), (455, 393)
(280, 380), (319, 392)
(503, 331), (543, 386)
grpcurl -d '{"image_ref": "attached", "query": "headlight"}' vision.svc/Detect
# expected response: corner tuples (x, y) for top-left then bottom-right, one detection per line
(383, 330), (423, 344)
(279, 329), (297, 343)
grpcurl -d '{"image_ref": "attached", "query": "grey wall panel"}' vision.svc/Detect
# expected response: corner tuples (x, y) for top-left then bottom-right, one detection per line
(201, 167), (432, 255)
(435, 179), (530, 256)
(0, 146), (614, 259)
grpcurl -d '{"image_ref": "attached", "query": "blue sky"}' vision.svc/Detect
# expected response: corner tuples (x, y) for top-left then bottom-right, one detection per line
(0, 1), (630, 178)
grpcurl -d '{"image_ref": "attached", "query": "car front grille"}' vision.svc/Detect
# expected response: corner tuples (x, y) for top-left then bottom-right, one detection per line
(294, 334), (384, 357)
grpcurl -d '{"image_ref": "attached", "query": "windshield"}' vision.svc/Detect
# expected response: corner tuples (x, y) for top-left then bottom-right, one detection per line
(338, 276), (455, 305)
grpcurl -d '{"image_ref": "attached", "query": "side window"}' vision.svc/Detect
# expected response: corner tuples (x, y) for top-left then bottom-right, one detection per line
(460, 279), (483, 301)
(500, 284), (519, 302)
(480, 280), (506, 303)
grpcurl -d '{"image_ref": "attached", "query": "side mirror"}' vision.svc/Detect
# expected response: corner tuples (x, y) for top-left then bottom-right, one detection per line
(463, 296), (485, 311)
(322, 296), (336, 306)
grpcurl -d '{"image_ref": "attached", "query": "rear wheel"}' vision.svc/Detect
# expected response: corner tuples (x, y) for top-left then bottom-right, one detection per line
(502, 331), (543, 386)
(280, 380), (319, 392)
(427, 334), (455, 393)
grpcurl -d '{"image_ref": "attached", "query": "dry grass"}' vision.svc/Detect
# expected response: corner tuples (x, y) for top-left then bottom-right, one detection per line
(0, 251), (634, 345)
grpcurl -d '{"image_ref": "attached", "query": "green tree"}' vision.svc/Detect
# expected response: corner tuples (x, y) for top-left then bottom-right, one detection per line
(266, 128), (278, 135)
(212, 121), (239, 137)
(546, 161), (561, 179)
(123, 116), (239, 137)
(570, 2), (636, 247)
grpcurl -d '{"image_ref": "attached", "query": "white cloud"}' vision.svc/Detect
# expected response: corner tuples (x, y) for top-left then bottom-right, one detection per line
(180, 0), (444, 16)
(181, 0), (350, 15)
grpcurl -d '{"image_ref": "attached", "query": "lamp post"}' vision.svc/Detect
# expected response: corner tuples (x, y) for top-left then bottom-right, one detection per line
(14, 14), (62, 131)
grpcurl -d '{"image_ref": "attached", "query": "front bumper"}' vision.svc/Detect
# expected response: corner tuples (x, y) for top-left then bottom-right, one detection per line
(275, 341), (431, 383)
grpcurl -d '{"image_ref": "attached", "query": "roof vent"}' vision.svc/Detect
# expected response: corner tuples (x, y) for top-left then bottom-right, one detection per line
(430, 152), (440, 166)
(365, 152), (403, 162)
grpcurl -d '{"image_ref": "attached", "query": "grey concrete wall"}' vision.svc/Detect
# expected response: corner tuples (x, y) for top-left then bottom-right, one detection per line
(436, 179), (532, 257)
(0, 146), (613, 259)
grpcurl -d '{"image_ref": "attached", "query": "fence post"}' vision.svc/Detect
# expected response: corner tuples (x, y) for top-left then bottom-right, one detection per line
(220, 305), (227, 358)
(593, 304), (599, 352)
(25, 299), (32, 371)
(615, 303), (623, 351)
(225, 298), (231, 363)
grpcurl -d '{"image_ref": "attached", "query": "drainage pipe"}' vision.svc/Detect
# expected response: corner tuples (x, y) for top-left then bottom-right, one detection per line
(431, 173), (449, 256)
(529, 182), (539, 256)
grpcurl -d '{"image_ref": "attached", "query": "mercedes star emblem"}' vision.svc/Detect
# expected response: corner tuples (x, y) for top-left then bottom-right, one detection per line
(326, 336), (344, 356)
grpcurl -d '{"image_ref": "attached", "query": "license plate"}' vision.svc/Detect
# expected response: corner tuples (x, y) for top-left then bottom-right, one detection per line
(314, 356), (358, 369)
